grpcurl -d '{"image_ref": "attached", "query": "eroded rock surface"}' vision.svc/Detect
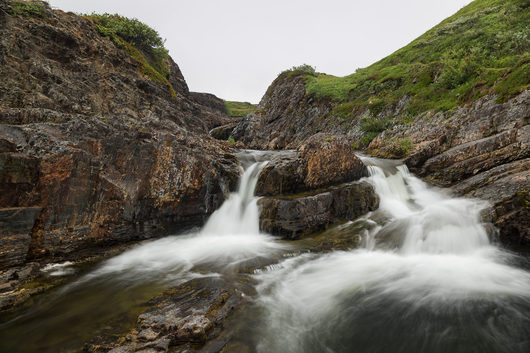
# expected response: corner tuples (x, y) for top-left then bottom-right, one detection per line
(98, 277), (247, 353)
(0, 1), (240, 269)
(232, 69), (529, 244)
(256, 136), (377, 238)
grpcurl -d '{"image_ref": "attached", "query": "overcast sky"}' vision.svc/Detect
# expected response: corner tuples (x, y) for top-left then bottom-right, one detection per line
(48, 0), (472, 103)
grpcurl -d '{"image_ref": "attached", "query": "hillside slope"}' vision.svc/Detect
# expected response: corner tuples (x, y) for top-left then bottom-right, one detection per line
(0, 0), (240, 270)
(231, 0), (529, 244)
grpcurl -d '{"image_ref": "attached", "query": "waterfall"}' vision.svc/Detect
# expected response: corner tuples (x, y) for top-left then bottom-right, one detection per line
(361, 158), (490, 254)
(254, 156), (530, 353)
(202, 161), (267, 236)
(76, 155), (286, 281)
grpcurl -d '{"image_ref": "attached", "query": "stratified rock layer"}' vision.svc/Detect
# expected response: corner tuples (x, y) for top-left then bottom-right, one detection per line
(233, 70), (529, 245)
(256, 136), (377, 238)
(0, 1), (239, 268)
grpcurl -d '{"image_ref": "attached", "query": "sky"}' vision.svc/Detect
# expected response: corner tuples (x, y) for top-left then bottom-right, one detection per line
(47, 0), (473, 103)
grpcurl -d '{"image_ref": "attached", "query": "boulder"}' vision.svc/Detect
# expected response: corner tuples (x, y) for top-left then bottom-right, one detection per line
(256, 134), (368, 196)
(259, 181), (378, 239)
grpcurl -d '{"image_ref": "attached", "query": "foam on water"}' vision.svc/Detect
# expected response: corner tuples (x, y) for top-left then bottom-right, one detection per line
(253, 155), (530, 353)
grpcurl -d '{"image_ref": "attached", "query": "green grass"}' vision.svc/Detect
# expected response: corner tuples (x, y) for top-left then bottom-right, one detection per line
(224, 101), (257, 117)
(8, 1), (47, 18)
(305, 0), (530, 117)
(84, 13), (176, 97)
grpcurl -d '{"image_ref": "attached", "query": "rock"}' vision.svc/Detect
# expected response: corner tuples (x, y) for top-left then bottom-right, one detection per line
(256, 134), (368, 196)
(0, 2), (241, 269)
(105, 277), (246, 352)
(0, 207), (42, 267)
(0, 153), (40, 207)
(299, 134), (368, 189)
(235, 64), (529, 244)
(231, 72), (334, 149)
(258, 181), (379, 238)
(209, 122), (239, 141)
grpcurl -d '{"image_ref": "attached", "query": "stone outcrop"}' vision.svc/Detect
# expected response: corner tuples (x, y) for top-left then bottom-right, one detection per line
(233, 69), (529, 245)
(94, 277), (247, 353)
(259, 182), (378, 238)
(256, 136), (378, 238)
(256, 134), (368, 195)
(0, 1), (240, 269)
(231, 72), (334, 149)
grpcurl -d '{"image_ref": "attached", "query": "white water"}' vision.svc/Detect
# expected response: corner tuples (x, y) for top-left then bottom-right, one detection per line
(254, 156), (530, 353)
(80, 154), (287, 283)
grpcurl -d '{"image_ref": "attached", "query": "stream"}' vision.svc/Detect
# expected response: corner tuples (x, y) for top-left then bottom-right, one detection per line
(0, 150), (529, 353)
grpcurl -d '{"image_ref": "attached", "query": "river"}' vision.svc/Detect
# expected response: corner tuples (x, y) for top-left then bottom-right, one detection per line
(0, 150), (529, 353)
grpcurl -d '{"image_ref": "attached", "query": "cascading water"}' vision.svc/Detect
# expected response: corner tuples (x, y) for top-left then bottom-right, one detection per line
(0, 151), (287, 353)
(1, 152), (529, 353)
(79, 154), (285, 281)
(252, 156), (530, 353)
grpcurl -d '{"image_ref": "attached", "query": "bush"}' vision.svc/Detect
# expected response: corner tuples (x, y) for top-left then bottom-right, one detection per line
(86, 14), (166, 54)
(85, 13), (176, 97)
(359, 115), (391, 146)
(8, 1), (46, 18)
(286, 64), (317, 77)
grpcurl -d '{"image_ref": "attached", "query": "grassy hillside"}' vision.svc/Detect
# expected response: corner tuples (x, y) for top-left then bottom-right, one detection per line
(83, 13), (177, 97)
(224, 101), (257, 117)
(301, 0), (529, 119)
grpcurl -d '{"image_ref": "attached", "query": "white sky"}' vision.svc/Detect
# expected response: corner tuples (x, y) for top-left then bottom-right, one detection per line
(47, 0), (473, 103)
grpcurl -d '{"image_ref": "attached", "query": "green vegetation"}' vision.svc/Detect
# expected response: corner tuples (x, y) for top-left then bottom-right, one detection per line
(359, 115), (391, 145)
(284, 64), (318, 78)
(224, 101), (257, 117)
(227, 137), (235, 144)
(84, 13), (176, 97)
(305, 0), (529, 117)
(8, 1), (47, 18)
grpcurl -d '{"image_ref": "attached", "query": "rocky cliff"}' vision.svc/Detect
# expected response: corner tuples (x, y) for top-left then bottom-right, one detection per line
(231, 0), (529, 244)
(0, 0), (240, 269)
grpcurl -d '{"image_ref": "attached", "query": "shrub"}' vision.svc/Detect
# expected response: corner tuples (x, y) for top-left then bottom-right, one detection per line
(359, 115), (391, 146)
(85, 13), (176, 97)
(8, 1), (46, 18)
(86, 14), (166, 55)
(286, 64), (317, 77)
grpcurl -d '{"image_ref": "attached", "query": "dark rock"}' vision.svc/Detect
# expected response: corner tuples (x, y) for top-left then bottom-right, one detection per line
(106, 277), (246, 352)
(258, 181), (379, 238)
(209, 122), (239, 141)
(0, 207), (42, 267)
(190, 92), (227, 115)
(0, 4), (241, 269)
(256, 135), (367, 196)
(231, 72), (334, 149)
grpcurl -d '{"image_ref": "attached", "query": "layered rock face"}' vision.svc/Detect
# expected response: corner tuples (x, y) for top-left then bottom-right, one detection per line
(256, 136), (378, 238)
(0, 1), (239, 269)
(231, 73), (334, 149)
(233, 72), (529, 244)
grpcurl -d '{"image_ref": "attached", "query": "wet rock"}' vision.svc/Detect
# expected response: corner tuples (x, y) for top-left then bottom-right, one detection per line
(256, 134), (367, 196)
(259, 181), (379, 239)
(106, 277), (246, 352)
(0, 207), (42, 267)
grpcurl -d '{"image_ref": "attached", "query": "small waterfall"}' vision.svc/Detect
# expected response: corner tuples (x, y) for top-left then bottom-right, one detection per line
(202, 161), (267, 236)
(361, 157), (490, 254)
(71, 155), (285, 281)
(253, 155), (530, 353)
